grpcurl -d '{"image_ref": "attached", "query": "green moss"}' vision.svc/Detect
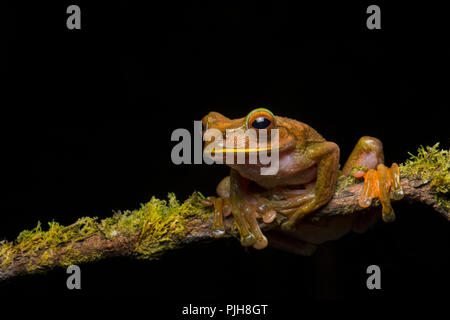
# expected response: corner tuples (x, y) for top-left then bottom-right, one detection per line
(335, 166), (367, 192)
(400, 143), (449, 191)
(435, 194), (450, 212)
(58, 245), (103, 268)
(134, 192), (207, 258)
(25, 245), (104, 272)
(335, 174), (358, 193)
(0, 217), (101, 271)
(15, 217), (99, 252)
(0, 241), (14, 270)
(400, 143), (449, 211)
(0, 192), (210, 271)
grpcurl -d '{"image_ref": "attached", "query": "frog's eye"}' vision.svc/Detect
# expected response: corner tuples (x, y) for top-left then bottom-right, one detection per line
(246, 108), (275, 130)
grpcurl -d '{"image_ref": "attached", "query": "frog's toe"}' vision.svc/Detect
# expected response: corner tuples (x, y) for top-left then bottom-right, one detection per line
(223, 198), (232, 217)
(381, 205), (395, 223)
(358, 163), (404, 223)
(388, 163), (404, 201)
(240, 234), (257, 247)
(252, 235), (268, 250)
(281, 220), (296, 232)
(262, 209), (277, 224)
(211, 197), (226, 238)
(358, 169), (377, 208)
(212, 228), (226, 238)
(201, 196), (215, 207)
(376, 163), (399, 223)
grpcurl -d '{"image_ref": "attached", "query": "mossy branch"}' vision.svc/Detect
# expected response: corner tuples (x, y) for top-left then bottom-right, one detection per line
(0, 144), (448, 282)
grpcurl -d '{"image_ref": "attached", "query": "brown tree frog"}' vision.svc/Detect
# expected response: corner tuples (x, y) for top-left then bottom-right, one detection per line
(202, 108), (404, 250)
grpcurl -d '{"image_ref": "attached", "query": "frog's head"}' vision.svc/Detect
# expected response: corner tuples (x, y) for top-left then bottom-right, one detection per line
(202, 108), (297, 163)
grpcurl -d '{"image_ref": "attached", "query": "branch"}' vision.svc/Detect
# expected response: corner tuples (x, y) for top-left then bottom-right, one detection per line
(1, 144), (448, 282)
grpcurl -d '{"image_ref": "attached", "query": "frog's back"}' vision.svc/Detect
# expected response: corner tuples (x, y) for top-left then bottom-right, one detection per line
(276, 116), (326, 145)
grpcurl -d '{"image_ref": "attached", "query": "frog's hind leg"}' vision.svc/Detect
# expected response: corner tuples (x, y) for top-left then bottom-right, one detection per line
(342, 136), (404, 222)
(281, 141), (340, 231)
(342, 136), (384, 176)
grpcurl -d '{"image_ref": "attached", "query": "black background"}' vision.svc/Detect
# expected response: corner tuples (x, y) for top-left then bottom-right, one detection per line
(2, 0), (449, 313)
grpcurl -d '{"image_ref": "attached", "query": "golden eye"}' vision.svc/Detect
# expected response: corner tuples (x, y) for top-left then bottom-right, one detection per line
(246, 108), (275, 130)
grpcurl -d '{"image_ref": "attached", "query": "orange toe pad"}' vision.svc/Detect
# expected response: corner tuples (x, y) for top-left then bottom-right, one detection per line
(358, 163), (404, 222)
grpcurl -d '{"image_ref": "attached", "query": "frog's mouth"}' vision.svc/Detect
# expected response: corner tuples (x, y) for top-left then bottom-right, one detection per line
(203, 126), (296, 162)
(207, 145), (276, 155)
(203, 138), (295, 164)
(203, 137), (279, 156)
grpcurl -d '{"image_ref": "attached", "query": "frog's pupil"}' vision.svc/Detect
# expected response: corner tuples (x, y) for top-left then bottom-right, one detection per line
(252, 117), (271, 129)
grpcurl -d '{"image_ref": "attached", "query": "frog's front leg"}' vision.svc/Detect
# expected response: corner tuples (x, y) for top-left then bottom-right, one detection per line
(230, 169), (268, 249)
(281, 142), (340, 231)
(204, 173), (268, 248)
(342, 136), (404, 222)
(202, 177), (232, 238)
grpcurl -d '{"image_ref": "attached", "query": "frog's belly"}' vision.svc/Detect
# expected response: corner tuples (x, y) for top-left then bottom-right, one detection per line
(254, 164), (318, 189)
(234, 152), (318, 190)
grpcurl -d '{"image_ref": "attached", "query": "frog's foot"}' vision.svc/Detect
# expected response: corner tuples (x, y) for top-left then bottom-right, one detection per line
(280, 192), (323, 232)
(359, 163), (404, 222)
(224, 193), (269, 249)
(256, 187), (314, 213)
(259, 191), (320, 230)
(207, 193), (270, 248)
(236, 197), (269, 249)
(229, 171), (269, 249)
(255, 191), (316, 233)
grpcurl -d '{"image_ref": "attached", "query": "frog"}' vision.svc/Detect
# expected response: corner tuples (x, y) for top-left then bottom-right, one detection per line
(201, 108), (404, 250)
